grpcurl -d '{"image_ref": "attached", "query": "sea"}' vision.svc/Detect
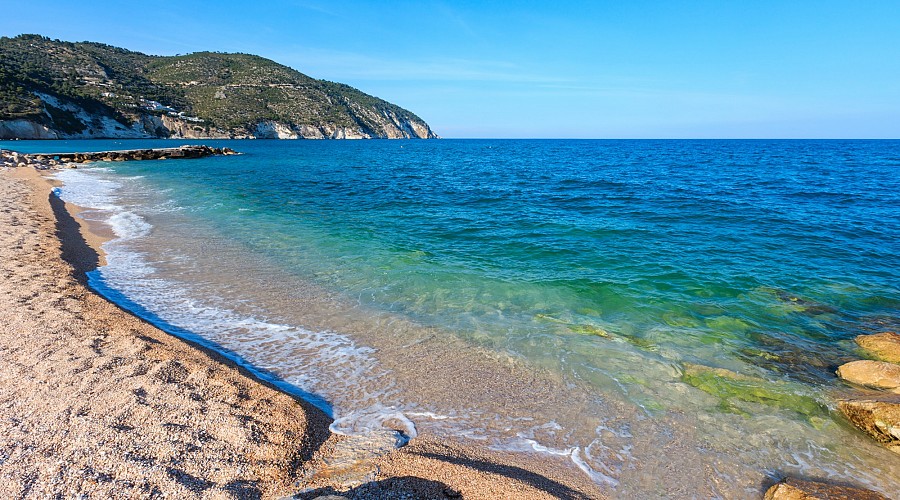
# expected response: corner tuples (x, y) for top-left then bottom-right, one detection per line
(6, 138), (900, 497)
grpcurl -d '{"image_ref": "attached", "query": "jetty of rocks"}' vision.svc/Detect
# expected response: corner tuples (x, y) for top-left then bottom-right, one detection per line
(1, 145), (239, 169)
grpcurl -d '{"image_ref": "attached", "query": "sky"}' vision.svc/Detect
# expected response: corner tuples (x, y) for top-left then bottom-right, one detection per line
(2, 0), (898, 138)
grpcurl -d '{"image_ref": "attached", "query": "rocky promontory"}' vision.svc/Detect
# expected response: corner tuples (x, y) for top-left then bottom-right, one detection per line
(0, 35), (438, 140)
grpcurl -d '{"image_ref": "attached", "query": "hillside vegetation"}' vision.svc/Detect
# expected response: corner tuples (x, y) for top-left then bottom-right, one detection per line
(0, 34), (437, 139)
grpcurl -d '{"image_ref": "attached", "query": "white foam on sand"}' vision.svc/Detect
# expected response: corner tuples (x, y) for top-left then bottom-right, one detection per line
(89, 238), (408, 425)
(498, 437), (620, 487)
(53, 167), (119, 210)
(53, 166), (415, 445)
(107, 211), (152, 240)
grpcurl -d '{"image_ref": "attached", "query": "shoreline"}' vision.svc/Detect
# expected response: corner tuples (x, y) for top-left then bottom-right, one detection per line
(0, 165), (603, 498)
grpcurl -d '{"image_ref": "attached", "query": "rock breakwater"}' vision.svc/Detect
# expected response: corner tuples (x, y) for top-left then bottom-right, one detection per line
(1, 145), (239, 169)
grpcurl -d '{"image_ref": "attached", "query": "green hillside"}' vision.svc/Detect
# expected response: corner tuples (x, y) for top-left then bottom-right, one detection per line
(0, 34), (436, 139)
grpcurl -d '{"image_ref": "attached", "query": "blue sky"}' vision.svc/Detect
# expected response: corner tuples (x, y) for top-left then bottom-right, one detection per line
(2, 0), (898, 138)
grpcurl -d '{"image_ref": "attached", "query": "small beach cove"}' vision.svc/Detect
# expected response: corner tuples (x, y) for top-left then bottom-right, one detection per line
(3, 139), (900, 498)
(0, 160), (605, 498)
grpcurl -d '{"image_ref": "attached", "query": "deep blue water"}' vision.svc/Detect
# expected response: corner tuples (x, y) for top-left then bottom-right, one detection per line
(7, 138), (900, 495)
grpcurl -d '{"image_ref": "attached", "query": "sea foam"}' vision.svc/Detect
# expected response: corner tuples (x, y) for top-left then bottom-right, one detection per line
(54, 165), (413, 442)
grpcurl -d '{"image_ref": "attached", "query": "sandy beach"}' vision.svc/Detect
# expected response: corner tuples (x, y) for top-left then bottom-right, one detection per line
(0, 165), (603, 499)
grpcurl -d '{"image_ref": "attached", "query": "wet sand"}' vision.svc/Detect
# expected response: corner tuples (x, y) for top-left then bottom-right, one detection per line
(0, 165), (603, 499)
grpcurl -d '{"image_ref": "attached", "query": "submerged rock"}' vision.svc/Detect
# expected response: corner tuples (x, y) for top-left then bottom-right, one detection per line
(567, 324), (611, 338)
(737, 331), (857, 385)
(681, 363), (824, 418)
(838, 396), (900, 454)
(856, 332), (900, 364)
(764, 476), (888, 499)
(758, 287), (839, 316)
(836, 360), (900, 393)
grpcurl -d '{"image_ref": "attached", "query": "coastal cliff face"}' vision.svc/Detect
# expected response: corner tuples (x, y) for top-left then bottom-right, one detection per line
(0, 111), (436, 140)
(0, 35), (438, 140)
(0, 119), (60, 139)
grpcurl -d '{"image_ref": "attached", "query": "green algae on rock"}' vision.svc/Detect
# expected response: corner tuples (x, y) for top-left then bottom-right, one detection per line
(567, 324), (612, 338)
(681, 364), (826, 418)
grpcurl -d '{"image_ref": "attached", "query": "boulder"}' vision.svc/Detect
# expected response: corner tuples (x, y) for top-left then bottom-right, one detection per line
(764, 477), (888, 499)
(856, 332), (900, 364)
(836, 360), (900, 393)
(839, 396), (900, 454)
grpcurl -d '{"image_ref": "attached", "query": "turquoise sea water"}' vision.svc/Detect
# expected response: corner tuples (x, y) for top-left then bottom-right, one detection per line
(8, 139), (900, 496)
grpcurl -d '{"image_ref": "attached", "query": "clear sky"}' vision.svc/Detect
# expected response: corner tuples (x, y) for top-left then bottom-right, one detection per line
(2, 0), (898, 138)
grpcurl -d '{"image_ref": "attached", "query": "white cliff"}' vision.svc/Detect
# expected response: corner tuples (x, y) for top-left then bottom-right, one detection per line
(1, 92), (437, 140)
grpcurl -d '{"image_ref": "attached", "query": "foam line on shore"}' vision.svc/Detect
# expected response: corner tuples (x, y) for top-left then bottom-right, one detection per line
(49, 165), (632, 490)
(52, 166), (413, 436)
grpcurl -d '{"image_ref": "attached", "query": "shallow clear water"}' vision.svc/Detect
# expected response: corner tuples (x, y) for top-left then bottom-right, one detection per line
(9, 139), (900, 496)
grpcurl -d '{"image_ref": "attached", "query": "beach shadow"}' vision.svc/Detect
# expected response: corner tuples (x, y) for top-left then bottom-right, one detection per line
(295, 445), (596, 499)
(295, 476), (454, 500)
(413, 450), (593, 500)
(49, 191), (100, 282)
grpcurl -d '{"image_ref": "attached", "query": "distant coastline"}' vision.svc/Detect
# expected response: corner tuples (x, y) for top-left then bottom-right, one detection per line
(0, 34), (438, 141)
